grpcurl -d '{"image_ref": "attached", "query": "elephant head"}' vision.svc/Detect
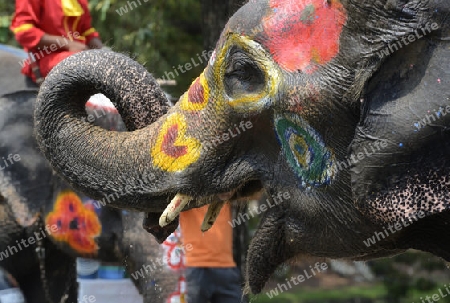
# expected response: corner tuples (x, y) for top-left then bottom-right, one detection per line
(34, 0), (450, 294)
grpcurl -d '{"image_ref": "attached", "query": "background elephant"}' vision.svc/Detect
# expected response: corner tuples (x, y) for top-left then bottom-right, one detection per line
(34, 0), (450, 296)
(0, 44), (183, 303)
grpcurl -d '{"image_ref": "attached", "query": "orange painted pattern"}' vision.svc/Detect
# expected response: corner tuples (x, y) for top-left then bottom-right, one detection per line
(46, 191), (101, 254)
(263, 0), (347, 73)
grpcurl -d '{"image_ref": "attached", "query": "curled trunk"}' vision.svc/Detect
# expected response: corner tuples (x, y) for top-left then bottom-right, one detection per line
(34, 50), (170, 210)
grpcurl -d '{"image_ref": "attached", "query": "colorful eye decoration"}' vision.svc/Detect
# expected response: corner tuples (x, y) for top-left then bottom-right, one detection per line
(45, 191), (101, 254)
(212, 34), (280, 113)
(152, 113), (201, 172)
(275, 113), (335, 187)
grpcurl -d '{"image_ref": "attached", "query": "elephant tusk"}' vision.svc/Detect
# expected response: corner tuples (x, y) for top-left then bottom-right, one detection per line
(201, 201), (225, 232)
(159, 194), (193, 227)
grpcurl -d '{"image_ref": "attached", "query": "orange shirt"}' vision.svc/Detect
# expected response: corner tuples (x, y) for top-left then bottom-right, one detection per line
(10, 0), (100, 80)
(180, 204), (236, 268)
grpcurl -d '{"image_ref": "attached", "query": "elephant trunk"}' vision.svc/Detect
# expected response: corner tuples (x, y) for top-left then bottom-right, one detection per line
(34, 50), (170, 210)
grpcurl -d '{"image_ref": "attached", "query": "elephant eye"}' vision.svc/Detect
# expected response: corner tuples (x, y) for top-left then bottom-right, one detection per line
(224, 49), (265, 99)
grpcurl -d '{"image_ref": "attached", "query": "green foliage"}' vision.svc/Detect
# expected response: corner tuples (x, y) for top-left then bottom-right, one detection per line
(368, 251), (449, 303)
(385, 273), (411, 302)
(0, 2), (16, 46)
(250, 285), (387, 303)
(394, 252), (420, 265)
(370, 258), (394, 277)
(420, 256), (448, 271)
(0, 0), (204, 97)
(370, 258), (410, 302)
(88, 0), (204, 97)
(414, 278), (436, 291)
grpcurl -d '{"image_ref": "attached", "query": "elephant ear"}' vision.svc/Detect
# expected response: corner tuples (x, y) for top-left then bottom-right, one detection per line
(0, 47), (53, 228)
(348, 28), (450, 248)
(0, 88), (52, 228)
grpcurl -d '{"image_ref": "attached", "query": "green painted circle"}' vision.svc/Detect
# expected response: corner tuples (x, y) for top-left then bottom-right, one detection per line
(275, 113), (335, 187)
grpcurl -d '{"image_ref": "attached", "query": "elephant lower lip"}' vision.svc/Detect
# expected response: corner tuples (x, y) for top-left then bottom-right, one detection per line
(217, 191), (236, 201)
(142, 212), (178, 243)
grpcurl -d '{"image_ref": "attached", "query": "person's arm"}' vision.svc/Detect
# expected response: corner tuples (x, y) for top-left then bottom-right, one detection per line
(87, 37), (103, 49)
(37, 34), (87, 52)
(79, 6), (103, 49)
(10, 0), (45, 50)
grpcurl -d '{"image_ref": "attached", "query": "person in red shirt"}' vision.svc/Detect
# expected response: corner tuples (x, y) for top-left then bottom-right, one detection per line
(180, 204), (243, 303)
(10, 0), (103, 83)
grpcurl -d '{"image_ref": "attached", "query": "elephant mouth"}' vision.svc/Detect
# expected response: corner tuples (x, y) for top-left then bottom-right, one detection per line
(143, 179), (263, 243)
(142, 212), (179, 244)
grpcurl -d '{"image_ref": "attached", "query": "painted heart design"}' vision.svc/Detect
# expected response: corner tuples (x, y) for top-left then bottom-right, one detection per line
(180, 73), (209, 111)
(152, 113), (201, 172)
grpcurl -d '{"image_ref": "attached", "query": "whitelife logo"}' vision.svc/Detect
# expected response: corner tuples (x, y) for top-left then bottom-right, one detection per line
(0, 224), (58, 260)
(0, 154), (21, 171)
(228, 191), (291, 227)
(266, 262), (328, 298)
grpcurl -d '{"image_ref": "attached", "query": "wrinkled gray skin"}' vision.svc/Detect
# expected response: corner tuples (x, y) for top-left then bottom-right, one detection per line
(34, 0), (449, 295)
(0, 46), (179, 303)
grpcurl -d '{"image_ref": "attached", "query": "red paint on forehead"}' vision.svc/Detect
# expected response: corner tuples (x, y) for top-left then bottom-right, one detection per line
(188, 77), (204, 104)
(162, 125), (188, 158)
(263, 0), (346, 73)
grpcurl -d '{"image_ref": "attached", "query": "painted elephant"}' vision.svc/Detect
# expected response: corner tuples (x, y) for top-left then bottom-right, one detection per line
(34, 0), (450, 295)
(0, 45), (183, 303)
